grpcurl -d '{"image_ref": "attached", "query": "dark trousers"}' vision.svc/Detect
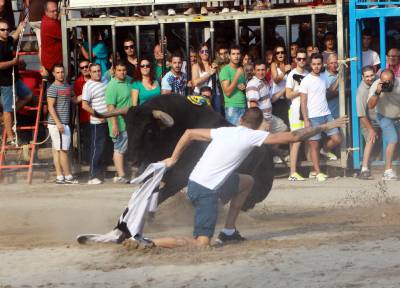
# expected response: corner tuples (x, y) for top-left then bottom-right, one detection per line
(89, 122), (108, 179)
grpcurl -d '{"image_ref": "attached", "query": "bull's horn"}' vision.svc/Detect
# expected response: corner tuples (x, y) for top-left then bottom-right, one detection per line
(94, 107), (129, 118)
(152, 110), (174, 127)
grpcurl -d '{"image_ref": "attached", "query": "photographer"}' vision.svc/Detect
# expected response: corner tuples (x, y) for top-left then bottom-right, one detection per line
(368, 69), (400, 180)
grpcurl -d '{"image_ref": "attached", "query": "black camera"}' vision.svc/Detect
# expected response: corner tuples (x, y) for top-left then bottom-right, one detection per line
(293, 74), (305, 85)
(381, 81), (394, 92)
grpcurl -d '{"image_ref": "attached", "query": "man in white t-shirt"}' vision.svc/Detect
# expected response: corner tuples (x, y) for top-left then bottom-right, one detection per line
(82, 63), (109, 185)
(286, 48), (309, 181)
(121, 108), (348, 249)
(361, 29), (380, 72)
(299, 53), (342, 182)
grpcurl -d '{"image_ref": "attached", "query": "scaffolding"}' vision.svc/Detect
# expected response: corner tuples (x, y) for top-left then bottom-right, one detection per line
(60, 0), (348, 168)
(349, 0), (400, 169)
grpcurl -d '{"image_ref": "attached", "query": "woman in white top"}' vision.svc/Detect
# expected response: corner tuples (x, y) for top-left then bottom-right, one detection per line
(270, 46), (292, 126)
(192, 43), (218, 95)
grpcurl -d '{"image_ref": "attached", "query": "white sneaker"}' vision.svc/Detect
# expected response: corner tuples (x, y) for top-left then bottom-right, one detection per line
(230, 8), (239, 13)
(77, 229), (125, 244)
(320, 148), (338, 161)
(273, 156), (283, 164)
(184, 7), (195, 15)
(221, 7), (230, 13)
(149, 9), (165, 17)
(88, 178), (102, 185)
(113, 176), (129, 184)
(382, 169), (398, 181)
(200, 6), (209, 15)
(168, 9), (176, 16)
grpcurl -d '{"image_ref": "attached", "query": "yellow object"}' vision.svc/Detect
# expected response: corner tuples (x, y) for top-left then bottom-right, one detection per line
(186, 95), (211, 107)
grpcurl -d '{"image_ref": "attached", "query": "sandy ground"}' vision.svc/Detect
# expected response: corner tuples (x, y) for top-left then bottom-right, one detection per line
(1, 177), (400, 288)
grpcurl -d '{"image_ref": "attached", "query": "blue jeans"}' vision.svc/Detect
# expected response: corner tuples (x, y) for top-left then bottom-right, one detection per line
(225, 107), (246, 125)
(308, 114), (340, 141)
(187, 173), (239, 238)
(112, 131), (128, 154)
(376, 113), (400, 144)
(90, 123), (108, 179)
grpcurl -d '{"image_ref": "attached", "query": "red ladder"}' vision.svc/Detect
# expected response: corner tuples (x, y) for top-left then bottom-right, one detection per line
(0, 79), (46, 184)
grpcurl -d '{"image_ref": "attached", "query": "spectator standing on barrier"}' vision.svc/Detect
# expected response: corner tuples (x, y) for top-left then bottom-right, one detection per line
(286, 48), (309, 181)
(41, 0), (62, 79)
(73, 59), (91, 164)
(192, 43), (217, 95)
(122, 38), (137, 78)
(131, 57), (161, 106)
(270, 46), (291, 127)
(79, 28), (109, 74)
(47, 64), (79, 184)
(356, 65), (378, 180)
(299, 53), (342, 182)
(81, 63), (108, 185)
(368, 69), (400, 180)
(161, 53), (187, 96)
(219, 44), (247, 125)
(24, 0), (47, 72)
(105, 61), (132, 184)
(361, 29), (380, 72)
(322, 32), (336, 65)
(322, 53), (339, 121)
(0, 18), (33, 145)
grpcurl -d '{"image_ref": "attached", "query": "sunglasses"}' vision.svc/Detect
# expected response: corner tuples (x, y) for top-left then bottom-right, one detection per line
(200, 49), (209, 54)
(124, 45), (134, 50)
(140, 64), (151, 68)
(296, 57), (307, 61)
(0, 28), (11, 32)
(276, 51), (285, 55)
(80, 65), (89, 69)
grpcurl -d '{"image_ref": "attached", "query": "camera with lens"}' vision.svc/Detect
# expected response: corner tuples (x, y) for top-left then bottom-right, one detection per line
(381, 81), (394, 92)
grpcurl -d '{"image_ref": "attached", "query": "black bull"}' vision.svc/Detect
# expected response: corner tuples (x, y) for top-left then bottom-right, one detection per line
(112, 94), (274, 211)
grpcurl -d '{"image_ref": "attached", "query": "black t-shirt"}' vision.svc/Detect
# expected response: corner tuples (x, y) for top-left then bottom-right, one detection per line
(0, 36), (18, 86)
(125, 58), (136, 78)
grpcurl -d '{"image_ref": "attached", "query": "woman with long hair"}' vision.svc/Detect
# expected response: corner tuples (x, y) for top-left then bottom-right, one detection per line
(131, 57), (161, 106)
(191, 43), (217, 95)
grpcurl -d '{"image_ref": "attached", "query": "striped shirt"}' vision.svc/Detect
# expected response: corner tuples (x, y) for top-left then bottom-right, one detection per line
(246, 76), (272, 120)
(47, 82), (73, 125)
(82, 79), (108, 124)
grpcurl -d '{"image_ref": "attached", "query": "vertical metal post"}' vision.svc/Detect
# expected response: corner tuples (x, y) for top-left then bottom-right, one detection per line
(336, 0), (347, 169)
(260, 17), (265, 58)
(285, 16), (291, 56)
(311, 13), (316, 47)
(87, 25), (92, 62)
(210, 21), (215, 60)
(61, 8), (69, 77)
(185, 21), (191, 87)
(111, 24), (117, 66)
(379, 17), (386, 69)
(235, 19), (240, 45)
(160, 23), (166, 76)
(135, 25), (141, 59)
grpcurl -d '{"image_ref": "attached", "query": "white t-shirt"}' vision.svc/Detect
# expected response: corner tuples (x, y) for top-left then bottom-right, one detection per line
(298, 73), (331, 118)
(286, 69), (309, 115)
(82, 79), (108, 124)
(362, 49), (381, 68)
(189, 126), (269, 190)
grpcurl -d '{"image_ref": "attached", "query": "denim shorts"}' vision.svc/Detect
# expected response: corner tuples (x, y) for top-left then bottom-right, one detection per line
(0, 80), (32, 112)
(376, 113), (400, 144)
(308, 114), (340, 141)
(187, 173), (240, 238)
(225, 107), (246, 126)
(112, 131), (128, 154)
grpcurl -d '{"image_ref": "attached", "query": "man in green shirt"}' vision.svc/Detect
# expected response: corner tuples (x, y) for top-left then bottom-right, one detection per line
(219, 44), (247, 125)
(105, 61), (132, 184)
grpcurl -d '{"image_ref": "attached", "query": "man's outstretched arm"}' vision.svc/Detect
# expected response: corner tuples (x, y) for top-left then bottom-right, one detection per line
(264, 116), (348, 145)
(164, 129), (212, 167)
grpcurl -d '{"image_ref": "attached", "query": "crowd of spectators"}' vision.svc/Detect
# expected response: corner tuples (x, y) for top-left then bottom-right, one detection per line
(1, 0), (400, 183)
